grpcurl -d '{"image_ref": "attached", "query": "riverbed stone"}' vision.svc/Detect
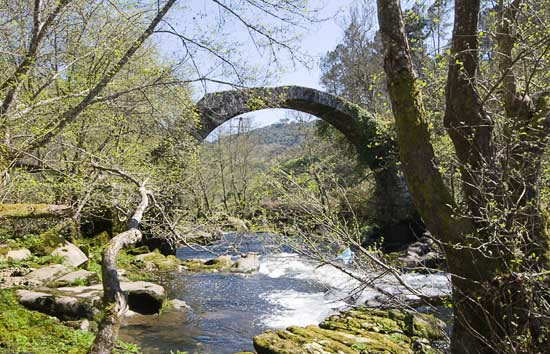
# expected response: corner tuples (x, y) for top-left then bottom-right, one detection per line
(135, 251), (181, 272)
(232, 253), (260, 273)
(253, 307), (447, 354)
(52, 242), (88, 267)
(24, 264), (70, 283)
(169, 299), (190, 310)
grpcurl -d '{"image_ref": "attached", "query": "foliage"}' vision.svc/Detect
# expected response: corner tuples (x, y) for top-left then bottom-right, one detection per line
(0, 289), (94, 353)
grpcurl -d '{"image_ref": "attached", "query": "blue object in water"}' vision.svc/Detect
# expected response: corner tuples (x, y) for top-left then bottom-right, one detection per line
(337, 247), (354, 265)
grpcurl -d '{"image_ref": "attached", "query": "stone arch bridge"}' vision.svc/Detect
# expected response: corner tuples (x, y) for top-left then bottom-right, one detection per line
(194, 86), (417, 244)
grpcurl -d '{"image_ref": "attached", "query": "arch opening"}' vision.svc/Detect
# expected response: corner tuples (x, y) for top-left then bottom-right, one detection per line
(194, 86), (419, 247)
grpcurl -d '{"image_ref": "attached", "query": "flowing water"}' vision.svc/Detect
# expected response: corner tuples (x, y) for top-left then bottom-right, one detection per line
(119, 233), (450, 353)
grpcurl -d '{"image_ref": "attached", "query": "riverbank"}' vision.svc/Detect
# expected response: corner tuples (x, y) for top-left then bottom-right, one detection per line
(1, 232), (451, 353)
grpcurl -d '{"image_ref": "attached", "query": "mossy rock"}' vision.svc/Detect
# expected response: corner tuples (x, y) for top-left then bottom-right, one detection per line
(32, 221), (79, 256)
(254, 308), (447, 354)
(181, 256), (233, 272)
(135, 250), (181, 272)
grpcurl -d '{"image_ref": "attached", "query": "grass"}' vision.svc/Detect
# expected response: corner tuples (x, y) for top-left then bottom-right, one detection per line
(0, 289), (94, 353)
(0, 289), (142, 353)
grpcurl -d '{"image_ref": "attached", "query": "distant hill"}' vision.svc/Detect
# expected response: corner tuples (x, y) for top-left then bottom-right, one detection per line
(202, 120), (316, 170)
(248, 121), (313, 148)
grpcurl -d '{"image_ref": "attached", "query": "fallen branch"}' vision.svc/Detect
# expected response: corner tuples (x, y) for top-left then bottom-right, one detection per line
(89, 171), (149, 354)
(0, 203), (72, 219)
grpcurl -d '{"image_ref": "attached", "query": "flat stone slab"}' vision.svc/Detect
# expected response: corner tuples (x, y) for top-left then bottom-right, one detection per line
(24, 264), (70, 283)
(53, 269), (97, 286)
(17, 289), (96, 321)
(52, 242), (88, 267)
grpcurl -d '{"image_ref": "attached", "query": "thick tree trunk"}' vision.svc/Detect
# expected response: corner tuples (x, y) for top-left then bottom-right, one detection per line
(376, 1), (550, 353)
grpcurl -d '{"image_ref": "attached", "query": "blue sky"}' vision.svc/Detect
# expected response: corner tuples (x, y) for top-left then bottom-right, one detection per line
(249, 0), (357, 127)
(158, 0), (360, 129)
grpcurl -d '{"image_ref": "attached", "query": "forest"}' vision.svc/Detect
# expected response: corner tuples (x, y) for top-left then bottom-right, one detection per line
(0, 0), (549, 353)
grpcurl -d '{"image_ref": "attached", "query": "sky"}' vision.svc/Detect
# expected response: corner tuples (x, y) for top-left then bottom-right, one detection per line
(158, 0), (360, 130)
(252, 0), (357, 127)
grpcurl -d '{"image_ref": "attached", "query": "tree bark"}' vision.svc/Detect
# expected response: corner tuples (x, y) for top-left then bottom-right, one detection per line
(376, 1), (550, 353)
(89, 182), (148, 354)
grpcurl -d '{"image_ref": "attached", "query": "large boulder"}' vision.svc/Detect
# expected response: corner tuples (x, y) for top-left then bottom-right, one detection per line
(253, 307), (448, 354)
(0, 248), (32, 262)
(121, 281), (166, 315)
(16, 281), (166, 320)
(16, 289), (97, 321)
(24, 264), (70, 283)
(52, 242), (88, 267)
(57, 281), (166, 315)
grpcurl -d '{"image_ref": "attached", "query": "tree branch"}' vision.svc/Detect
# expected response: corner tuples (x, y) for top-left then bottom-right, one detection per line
(26, 0), (177, 152)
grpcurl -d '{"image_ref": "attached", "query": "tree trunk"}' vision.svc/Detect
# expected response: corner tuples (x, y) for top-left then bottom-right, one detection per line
(376, 1), (550, 353)
(89, 182), (148, 354)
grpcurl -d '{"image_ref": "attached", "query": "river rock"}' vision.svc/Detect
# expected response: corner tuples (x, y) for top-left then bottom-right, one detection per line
(397, 236), (444, 271)
(57, 281), (166, 315)
(169, 299), (190, 310)
(16, 289), (97, 321)
(0, 248), (32, 261)
(205, 255), (233, 269)
(24, 264), (70, 283)
(253, 307), (447, 354)
(53, 269), (97, 286)
(52, 242), (88, 267)
(232, 253), (260, 273)
(135, 251), (181, 272)
(181, 256), (233, 272)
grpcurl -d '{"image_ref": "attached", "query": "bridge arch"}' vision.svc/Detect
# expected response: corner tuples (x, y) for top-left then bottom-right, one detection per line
(194, 86), (382, 164)
(194, 86), (416, 242)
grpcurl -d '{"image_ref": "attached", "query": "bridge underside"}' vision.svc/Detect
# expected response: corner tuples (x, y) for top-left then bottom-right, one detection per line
(194, 85), (418, 244)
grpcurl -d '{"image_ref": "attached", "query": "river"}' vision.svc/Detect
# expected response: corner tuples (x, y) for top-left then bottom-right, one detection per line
(119, 233), (450, 353)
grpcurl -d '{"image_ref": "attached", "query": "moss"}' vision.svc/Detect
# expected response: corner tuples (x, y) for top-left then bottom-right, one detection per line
(114, 250), (154, 281)
(34, 223), (72, 256)
(0, 289), (94, 353)
(140, 250), (181, 272)
(255, 308), (446, 354)
(0, 244), (9, 256)
(181, 258), (232, 272)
